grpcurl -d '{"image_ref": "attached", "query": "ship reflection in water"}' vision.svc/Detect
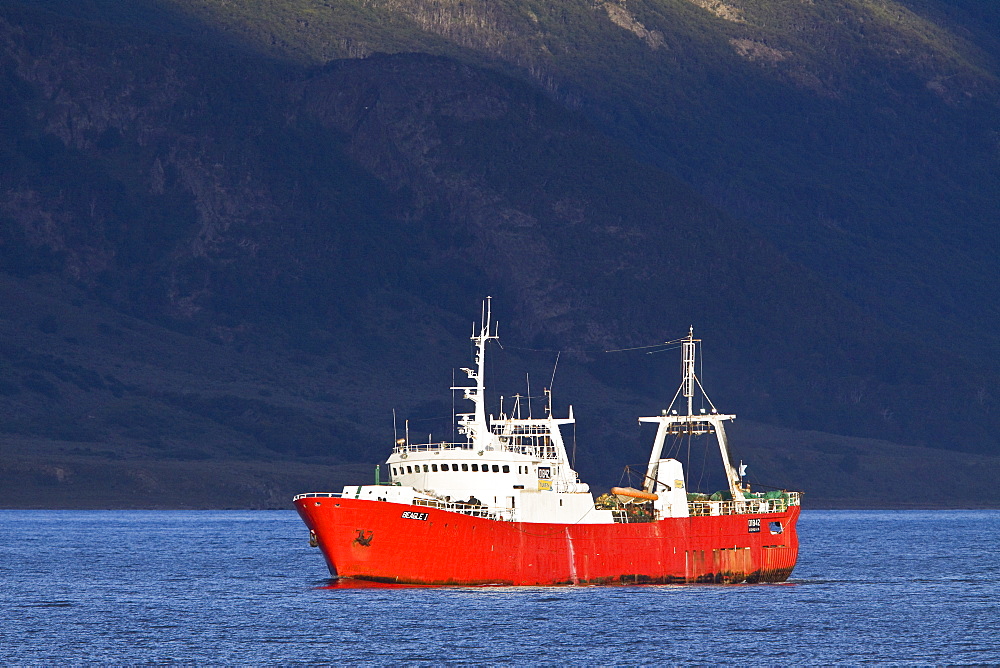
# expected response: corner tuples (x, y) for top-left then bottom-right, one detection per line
(314, 577), (800, 590)
(315, 578), (433, 590)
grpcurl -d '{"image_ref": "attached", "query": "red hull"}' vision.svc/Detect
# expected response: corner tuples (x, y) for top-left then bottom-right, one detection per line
(295, 497), (799, 585)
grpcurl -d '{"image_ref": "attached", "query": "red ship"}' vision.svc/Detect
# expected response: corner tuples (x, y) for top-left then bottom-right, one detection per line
(295, 301), (800, 585)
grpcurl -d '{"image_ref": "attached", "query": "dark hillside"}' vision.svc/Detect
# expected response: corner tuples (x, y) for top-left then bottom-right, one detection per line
(18, 0), (999, 364)
(1, 1), (999, 506)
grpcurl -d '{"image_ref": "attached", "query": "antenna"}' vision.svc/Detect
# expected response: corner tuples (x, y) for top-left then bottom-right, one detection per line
(484, 295), (492, 336)
(683, 326), (696, 416)
(526, 373), (532, 419)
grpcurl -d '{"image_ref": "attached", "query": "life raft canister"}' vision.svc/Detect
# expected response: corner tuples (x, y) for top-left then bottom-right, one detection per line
(610, 486), (659, 502)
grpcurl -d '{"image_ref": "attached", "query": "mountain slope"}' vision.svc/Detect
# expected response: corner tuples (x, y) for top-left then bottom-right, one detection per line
(1, 1), (999, 506)
(204, 0), (1000, 364)
(16, 0), (1000, 361)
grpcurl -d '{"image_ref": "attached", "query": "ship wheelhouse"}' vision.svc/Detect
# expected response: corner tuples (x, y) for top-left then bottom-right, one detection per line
(370, 299), (603, 524)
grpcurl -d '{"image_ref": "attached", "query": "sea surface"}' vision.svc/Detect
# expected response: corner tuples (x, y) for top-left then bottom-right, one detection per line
(1, 509), (997, 665)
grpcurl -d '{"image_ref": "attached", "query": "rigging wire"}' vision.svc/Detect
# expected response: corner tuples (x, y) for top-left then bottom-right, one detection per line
(498, 341), (681, 355)
(549, 351), (560, 396)
(686, 432), (692, 491)
(571, 420), (577, 469)
(642, 344), (683, 355)
(699, 338), (706, 414)
(697, 433), (711, 492)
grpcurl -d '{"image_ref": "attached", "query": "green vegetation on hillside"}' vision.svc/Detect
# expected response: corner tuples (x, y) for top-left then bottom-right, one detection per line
(17, 0), (999, 362)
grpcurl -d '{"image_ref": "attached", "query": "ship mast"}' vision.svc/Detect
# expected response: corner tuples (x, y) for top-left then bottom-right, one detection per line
(639, 328), (743, 500)
(453, 297), (500, 449)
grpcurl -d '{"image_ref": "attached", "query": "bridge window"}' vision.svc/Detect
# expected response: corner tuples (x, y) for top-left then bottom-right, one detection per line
(462, 463), (469, 471)
(502, 465), (510, 473)
(422, 465), (429, 472)
(471, 464), (478, 472)
(406, 466), (412, 474)
(432, 464), (438, 472)
(492, 465), (500, 472)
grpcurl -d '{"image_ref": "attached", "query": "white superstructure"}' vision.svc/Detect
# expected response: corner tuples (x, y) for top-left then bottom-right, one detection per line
(377, 298), (609, 524)
(315, 302), (798, 523)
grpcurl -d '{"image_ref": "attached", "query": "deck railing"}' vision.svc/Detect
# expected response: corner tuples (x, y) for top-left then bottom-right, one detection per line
(292, 492), (343, 502)
(412, 497), (515, 521)
(687, 491), (801, 517)
(394, 442), (474, 454)
(391, 440), (559, 460)
(295, 490), (800, 521)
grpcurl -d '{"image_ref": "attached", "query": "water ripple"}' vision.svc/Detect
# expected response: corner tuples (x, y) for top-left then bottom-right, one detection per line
(0, 509), (998, 664)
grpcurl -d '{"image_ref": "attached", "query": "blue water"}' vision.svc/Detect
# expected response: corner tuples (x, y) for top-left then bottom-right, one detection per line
(1, 510), (998, 664)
